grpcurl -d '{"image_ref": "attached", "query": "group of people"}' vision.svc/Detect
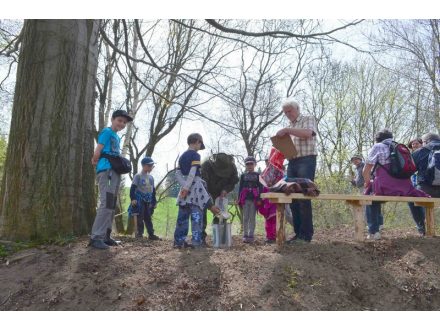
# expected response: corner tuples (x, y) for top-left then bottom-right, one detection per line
(350, 130), (440, 240)
(88, 97), (437, 250)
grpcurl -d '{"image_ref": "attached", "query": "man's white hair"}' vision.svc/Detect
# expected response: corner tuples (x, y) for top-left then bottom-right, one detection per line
(282, 98), (300, 110)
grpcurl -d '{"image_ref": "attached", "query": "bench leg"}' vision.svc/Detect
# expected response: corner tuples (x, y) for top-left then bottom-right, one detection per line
(348, 202), (365, 241)
(276, 204), (286, 247)
(425, 206), (435, 237)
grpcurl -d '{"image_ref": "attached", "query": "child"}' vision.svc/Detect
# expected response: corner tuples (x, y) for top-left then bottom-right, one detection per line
(90, 110), (133, 249)
(213, 190), (230, 224)
(130, 156), (161, 240)
(258, 186), (277, 244)
(238, 156), (263, 243)
(174, 133), (220, 248)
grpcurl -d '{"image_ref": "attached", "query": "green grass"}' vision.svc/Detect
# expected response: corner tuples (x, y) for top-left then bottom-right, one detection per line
(121, 188), (267, 239)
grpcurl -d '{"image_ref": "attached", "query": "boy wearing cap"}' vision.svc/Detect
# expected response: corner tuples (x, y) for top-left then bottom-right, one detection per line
(90, 110), (133, 249)
(174, 133), (220, 248)
(238, 156), (263, 243)
(130, 156), (161, 240)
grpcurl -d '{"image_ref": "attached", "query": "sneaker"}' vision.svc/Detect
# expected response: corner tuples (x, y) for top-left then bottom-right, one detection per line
(173, 244), (183, 249)
(379, 225), (384, 231)
(149, 235), (162, 241)
(89, 239), (109, 250)
(367, 232), (381, 240)
(183, 242), (194, 249)
(265, 239), (276, 244)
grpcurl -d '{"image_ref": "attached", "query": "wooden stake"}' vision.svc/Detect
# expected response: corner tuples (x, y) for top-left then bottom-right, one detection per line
(346, 201), (365, 241)
(276, 203), (286, 247)
(425, 205), (435, 237)
(133, 214), (138, 238)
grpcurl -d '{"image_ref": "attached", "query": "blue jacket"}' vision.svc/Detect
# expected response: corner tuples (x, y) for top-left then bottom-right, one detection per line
(412, 139), (440, 185)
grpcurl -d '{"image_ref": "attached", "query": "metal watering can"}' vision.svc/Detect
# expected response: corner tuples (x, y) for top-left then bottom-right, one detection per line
(212, 212), (232, 248)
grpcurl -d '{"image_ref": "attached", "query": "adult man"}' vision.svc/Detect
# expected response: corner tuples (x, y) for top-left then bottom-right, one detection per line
(412, 132), (440, 198)
(350, 155), (365, 192)
(276, 98), (317, 243)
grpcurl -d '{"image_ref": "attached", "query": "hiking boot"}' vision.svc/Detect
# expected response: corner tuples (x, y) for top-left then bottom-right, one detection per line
(104, 229), (121, 246)
(104, 237), (121, 246)
(89, 239), (109, 250)
(149, 235), (162, 241)
(286, 235), (299, 244)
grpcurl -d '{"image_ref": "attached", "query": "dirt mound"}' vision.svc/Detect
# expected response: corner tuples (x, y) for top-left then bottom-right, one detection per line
(1, 226), (440, 310)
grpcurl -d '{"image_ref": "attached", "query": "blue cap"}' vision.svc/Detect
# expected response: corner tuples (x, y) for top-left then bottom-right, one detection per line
(141, 156), (155, 166)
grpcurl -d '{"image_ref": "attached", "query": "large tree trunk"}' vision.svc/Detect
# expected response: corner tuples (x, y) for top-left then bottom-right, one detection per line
(0, 19), (100, 241)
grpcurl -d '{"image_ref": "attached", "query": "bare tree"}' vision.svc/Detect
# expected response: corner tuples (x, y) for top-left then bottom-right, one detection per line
(371, 20), (440, 131)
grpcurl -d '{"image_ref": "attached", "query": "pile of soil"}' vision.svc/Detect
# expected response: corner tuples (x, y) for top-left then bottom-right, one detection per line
(1, 226), (440, 310)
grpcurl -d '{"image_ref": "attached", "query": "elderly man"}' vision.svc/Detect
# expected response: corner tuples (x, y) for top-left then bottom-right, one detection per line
(350, 155), (365, 192)
(412, 132), (440, 198)
(276, 98), (317, 243)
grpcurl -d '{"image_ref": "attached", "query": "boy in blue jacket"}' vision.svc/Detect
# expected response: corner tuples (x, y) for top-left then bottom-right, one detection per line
(130, 156), (161, 240)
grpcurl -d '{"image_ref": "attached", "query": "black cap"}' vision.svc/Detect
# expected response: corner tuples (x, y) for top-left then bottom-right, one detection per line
(187, 133), (205, 150)
(244, 156), (256, 164)
(112, 110), (133, 122)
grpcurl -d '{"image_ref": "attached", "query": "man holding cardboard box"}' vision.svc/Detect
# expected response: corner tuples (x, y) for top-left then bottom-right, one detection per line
(276, 98), (318, 243)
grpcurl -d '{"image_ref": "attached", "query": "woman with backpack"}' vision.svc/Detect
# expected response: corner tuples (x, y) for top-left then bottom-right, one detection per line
(362, 129), (430, 240)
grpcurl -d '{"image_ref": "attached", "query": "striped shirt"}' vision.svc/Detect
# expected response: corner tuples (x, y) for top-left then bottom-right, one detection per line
(289, 115), (318, 158)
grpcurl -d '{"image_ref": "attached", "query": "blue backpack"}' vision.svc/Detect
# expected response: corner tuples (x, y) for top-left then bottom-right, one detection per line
(426, 143), (440, 185)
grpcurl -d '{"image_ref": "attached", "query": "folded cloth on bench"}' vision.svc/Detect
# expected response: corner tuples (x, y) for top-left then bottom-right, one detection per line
(270, 177), (320, 197)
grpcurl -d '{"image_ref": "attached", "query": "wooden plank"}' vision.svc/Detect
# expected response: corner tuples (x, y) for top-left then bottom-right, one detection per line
(425, 206), (436, 237)
(276, 204), (286, 247)
(261, 192), (440, 204)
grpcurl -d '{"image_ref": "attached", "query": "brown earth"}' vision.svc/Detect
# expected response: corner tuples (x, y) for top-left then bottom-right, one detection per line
(1, 225), (440, 311)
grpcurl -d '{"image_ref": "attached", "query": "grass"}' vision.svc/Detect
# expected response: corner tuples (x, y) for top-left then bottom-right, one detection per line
(119, 187), (437, 239)
(120, 188), (267, 239)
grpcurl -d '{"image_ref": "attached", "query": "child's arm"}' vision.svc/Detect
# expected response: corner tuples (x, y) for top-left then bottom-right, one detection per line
(180, 166), (197, 197)
(175, 168), (187, 186)
(91, 144), (104, 166)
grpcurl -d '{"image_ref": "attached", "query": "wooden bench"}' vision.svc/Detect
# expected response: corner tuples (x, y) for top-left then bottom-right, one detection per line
(260, 193), (440, 246)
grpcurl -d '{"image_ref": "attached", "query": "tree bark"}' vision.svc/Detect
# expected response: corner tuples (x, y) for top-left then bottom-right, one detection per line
(0, 19), (100, 241)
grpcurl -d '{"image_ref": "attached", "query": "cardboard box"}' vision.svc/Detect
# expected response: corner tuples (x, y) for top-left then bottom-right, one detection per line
(271, 135), (297, 160)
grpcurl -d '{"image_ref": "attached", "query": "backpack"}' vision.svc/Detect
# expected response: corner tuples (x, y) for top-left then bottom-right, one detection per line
(426, 143), (440, 185)
(375, 141), (416, 179)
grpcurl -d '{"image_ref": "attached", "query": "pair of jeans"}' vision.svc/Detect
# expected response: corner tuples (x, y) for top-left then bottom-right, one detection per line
(287, 155), (317, 241)
(365, 205), (384, 231)
(174, 204), (203, 246)
(366, 202), (382, 234)
(407, 203), (426, 234)
(136, 201), (155, 237)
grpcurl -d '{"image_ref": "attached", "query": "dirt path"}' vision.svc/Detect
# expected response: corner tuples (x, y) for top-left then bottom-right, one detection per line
(1, 226), (440, 310)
